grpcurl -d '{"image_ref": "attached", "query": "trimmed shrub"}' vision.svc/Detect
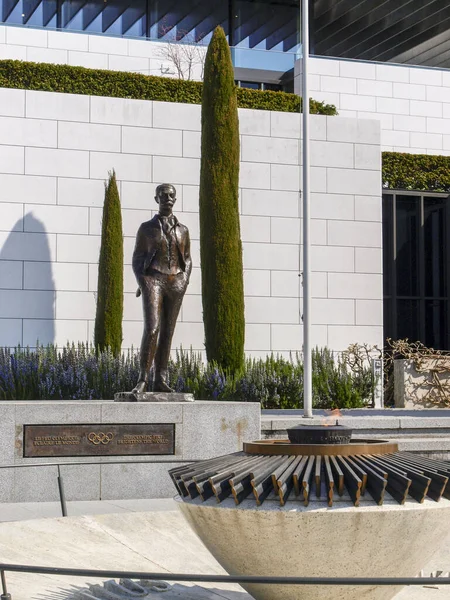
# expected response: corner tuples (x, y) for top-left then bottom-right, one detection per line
(382, 151), (450, 192)
(94, 171), (123, 356)
(199, 27), (245, 373)
(237, 87), (337, 115)
(0, 58), (338, 115)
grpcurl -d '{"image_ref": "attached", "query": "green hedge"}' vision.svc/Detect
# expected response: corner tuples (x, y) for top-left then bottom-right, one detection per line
(237, 87), (337, 115)
(0, 59), (337, 115)
(382, 151), (450, 192)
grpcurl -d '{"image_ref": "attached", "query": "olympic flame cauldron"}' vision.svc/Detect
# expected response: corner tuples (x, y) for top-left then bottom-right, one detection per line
(169, 423), (450, 600)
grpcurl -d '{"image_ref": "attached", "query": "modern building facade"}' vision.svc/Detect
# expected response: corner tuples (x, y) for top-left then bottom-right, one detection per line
(2, 1), (450, 85)
(0, 81), (382, 356)
(0, 0), (449, 352)
(295, 55), (450, 350)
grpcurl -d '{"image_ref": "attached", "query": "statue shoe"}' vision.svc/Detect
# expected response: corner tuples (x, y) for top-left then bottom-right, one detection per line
(153, 379), (174, 393)
(131, 380), (147, 394)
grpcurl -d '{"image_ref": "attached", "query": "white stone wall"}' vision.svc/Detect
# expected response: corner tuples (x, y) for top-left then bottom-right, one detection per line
(0, 24), (205, 80)
(0, 89), (382, 356)
(1, 23), (449, 158)
(295, 56), (450, 156)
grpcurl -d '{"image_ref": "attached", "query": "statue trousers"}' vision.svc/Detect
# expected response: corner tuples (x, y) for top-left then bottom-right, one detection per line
(138, 270), (188, 383)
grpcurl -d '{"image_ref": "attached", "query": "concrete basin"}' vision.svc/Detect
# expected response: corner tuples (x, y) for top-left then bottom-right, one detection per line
(178, 494), (450, 600)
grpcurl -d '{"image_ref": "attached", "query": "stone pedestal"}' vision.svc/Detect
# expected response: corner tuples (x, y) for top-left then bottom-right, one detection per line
(0, 400), (260, 503)
(114, 392), (194, 403)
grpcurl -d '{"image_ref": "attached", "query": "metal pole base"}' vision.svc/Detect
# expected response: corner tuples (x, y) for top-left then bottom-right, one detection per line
(1, 593), (12, 599)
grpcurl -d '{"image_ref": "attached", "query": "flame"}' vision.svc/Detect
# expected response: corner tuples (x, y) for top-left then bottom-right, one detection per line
(321, 408), (342, 427)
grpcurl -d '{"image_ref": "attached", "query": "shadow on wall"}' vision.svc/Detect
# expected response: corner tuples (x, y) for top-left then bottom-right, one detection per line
(0, 213), (55, 347)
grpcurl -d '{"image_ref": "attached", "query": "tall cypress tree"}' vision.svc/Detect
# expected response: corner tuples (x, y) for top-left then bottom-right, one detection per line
(94, 170), (123, 356)
(199, 26), (245, 373)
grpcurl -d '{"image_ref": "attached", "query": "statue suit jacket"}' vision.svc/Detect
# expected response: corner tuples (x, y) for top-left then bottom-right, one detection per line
(132, 214), (192, 281)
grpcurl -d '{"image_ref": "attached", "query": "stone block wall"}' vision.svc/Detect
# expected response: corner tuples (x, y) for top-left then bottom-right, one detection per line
(1, 23), (449, 157)
(0, 86), (382, 355)
(0, 400), (261, 502)
(0, 24), (205, 79)
(394, 358), (450, 409)
(295, 56), (450, 155)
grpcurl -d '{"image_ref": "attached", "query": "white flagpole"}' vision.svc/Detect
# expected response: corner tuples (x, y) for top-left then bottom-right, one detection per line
(301, 0), (312, 418)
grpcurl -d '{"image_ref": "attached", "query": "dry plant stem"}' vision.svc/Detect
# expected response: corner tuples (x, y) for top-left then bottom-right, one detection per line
(341, 339), (450, 408)
(384, 338), (450, 407)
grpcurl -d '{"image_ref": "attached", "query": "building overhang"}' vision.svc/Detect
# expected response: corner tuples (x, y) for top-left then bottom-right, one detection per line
(314, 0), (450, 69)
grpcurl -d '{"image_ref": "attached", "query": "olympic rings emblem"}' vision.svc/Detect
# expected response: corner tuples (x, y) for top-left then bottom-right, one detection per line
(88, 432), (114, 445)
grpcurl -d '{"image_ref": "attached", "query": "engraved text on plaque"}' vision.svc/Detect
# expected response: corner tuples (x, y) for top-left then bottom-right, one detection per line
(23, 424), (175, 457)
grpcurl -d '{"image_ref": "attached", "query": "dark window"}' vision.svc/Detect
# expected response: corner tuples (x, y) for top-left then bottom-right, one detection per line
(264, 82), (283, 91)
(395, 195), (420, 297)
(397, 299), (419, 342)
(383, 191), (450, 350)
(382, 194), (393, 297)
(1, 0), (57, 27)
(238, 80), (261, 89)
(61, 0), (147, 37)
(235, 80), (285, 91)
(149, 0), (226, 43)
(282, 79), (294, 93)
(0, 0), (300, 66)
(233, 0), (299, 52)
(424, 197), (446, 297)
(425, 300), (447, 349)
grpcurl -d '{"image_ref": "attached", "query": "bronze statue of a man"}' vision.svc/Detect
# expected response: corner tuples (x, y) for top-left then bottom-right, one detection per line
(131, 183), (192, 394)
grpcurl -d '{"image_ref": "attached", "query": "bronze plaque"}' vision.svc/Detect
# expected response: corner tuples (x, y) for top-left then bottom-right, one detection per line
(23, 424), (175, 457)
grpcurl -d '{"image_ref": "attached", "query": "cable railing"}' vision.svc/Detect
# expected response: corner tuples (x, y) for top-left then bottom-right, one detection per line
(0, 458), (199, 517)
(1, 461), (450, 598)
(0, 563), (449, 600)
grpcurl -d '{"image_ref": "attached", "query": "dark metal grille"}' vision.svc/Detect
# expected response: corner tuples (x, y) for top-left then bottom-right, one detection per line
(169, 449), (450, 508)
(382, 191), (450, 350)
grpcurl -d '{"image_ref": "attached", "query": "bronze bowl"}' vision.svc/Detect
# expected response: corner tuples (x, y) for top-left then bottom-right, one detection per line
(286, 423), (352, 445)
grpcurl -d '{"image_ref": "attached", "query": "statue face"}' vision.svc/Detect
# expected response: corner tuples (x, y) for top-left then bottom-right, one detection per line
(155, 184), (176, 214)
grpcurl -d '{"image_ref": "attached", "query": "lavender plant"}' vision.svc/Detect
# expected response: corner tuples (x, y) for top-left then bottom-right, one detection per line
(0, 344), (374, 408)
(0, 344), (140, 401)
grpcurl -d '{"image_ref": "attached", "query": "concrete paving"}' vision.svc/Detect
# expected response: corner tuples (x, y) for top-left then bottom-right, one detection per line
(0, 501), (252, 600)
(0, 499), (449, 599)
(0, 499), (179, 522)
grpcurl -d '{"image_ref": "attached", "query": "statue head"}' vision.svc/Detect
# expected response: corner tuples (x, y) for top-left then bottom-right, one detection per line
(155, 183), (177, 216)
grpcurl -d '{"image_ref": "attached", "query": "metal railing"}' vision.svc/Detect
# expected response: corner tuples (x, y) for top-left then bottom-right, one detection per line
(0, 562), (450, 600)
(1, 461), (450, 598)
(0, 459), (199, 517)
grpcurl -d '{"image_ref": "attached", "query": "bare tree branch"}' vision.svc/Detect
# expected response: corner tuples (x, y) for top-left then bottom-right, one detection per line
(156, 26), (207, 80)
